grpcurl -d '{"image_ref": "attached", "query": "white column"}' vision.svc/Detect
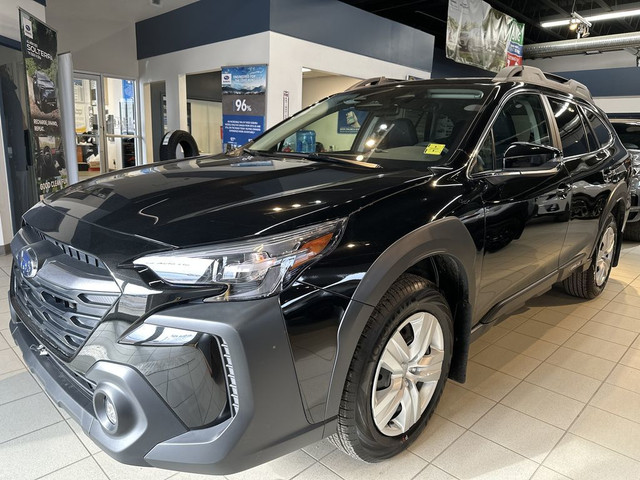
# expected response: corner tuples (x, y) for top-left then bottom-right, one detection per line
(265, 57), (303, 129)
(0, 110), (13, 250)
(164, 74), (189, 132)
(58, 52), (78, 184)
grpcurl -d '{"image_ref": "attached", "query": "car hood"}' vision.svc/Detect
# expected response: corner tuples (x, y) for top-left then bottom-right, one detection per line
(41, 155), (432, 248)
(38, 78), (55, 88)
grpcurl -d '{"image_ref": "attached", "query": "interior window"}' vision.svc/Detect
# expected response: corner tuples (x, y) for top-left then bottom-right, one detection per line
(548, 98), (589, 157)
(492, 94), (551, 166)
(582, 107), (612, 148)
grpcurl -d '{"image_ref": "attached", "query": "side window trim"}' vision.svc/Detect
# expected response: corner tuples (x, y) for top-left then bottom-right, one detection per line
(468, 90), (556, 177)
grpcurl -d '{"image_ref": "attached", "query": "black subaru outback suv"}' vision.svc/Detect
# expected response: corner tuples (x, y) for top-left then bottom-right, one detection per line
(9, 66), (630, 474)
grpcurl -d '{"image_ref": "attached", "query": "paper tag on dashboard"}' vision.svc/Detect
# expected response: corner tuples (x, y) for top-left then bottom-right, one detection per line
(424, 143), (445, 155)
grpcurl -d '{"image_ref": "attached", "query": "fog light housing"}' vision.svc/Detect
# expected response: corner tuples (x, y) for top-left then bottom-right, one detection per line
(93, 385), (132, 434)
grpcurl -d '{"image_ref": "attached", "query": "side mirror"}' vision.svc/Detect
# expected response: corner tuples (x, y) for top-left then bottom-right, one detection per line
(503, 142), (561, 170)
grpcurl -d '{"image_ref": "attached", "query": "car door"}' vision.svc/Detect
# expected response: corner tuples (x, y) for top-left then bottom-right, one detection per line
(560, 104), (625, 268)
(469, 92), (571, 321)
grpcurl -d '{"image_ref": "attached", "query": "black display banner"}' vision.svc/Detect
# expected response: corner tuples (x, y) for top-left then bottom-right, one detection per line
(19, 9), (67, 197)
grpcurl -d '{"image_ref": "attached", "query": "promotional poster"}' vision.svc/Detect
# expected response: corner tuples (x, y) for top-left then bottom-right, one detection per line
(221, 65), (267, 152)
(19, 9), (67, 197)
(446, 0), (524, 72)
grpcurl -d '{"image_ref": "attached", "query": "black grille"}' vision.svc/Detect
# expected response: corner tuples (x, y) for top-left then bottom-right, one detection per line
(12, 262), (119, 361)
(36, 230), (107, 271)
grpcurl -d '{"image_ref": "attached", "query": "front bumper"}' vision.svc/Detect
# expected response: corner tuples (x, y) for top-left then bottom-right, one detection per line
(10, 294), (327, 474)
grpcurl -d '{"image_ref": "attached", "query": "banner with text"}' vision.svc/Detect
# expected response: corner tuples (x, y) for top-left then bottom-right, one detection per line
(222, 65), (267, 152)
(446, 0), (524, 73)
(19, 9), (67, 197)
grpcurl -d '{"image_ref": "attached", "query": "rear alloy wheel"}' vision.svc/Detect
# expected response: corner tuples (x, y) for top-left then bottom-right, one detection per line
(564, 214), (617, 299)
(331, 274), (453, 462)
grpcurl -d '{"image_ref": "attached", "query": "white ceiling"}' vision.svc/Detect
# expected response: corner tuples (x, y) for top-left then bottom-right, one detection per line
(46, 0), (199, 53)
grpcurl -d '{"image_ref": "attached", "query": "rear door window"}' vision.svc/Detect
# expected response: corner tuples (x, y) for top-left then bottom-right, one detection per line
(548, 98), (589, 157)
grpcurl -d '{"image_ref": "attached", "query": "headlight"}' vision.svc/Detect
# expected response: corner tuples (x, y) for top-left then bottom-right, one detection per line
(133, 218), (347, 300)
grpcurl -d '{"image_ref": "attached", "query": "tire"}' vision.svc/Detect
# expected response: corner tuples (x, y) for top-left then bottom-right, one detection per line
(563, 213), (617, 299)
(331, 273), (453, 462)
(158, 130), (199, 161)
(624, 221), (640, 241)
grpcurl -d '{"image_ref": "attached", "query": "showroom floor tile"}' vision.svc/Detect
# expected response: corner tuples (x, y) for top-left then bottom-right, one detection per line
(3, 242), (640, 479)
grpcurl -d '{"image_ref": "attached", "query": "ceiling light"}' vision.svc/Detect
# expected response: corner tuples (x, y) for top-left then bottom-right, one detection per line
(301, 67), (312, 73)
(541, 7), (640, 28)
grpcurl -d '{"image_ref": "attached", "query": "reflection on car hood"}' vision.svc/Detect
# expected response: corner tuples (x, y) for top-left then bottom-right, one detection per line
(42, 155), (431, 247)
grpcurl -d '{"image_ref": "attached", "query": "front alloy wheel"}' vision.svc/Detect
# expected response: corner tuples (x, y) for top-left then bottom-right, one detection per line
(372, 312), (444, 436)
(332, 273), (453, 462)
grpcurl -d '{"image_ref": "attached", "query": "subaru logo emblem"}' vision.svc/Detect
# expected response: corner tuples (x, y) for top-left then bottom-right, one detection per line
(18, 247), (38, 278)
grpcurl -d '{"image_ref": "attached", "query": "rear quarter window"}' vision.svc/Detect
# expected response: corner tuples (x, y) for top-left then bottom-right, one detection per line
(582, 107), (612, 148)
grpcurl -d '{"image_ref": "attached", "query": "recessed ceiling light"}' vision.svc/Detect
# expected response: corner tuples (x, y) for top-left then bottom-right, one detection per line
(301, 67), (312, 73)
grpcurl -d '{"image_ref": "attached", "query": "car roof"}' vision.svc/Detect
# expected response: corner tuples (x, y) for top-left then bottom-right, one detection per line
(347, 66), (594, 104)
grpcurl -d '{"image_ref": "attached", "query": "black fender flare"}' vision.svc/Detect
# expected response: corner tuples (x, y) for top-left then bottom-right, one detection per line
(323, 217), (478, 427)
(597, 179), (629, 267)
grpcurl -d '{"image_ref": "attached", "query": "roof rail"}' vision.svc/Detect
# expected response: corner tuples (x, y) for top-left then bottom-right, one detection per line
(345, 77), (402, 91)
(492, 65), (593, 102)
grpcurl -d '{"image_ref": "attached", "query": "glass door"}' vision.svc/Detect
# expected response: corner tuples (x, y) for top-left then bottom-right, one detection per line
(103, 77), (138, 170)
(73, 74), (140, 178)
(74, 73), (104, 178)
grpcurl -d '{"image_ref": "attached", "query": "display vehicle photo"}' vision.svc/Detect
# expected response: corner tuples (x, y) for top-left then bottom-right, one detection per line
(8, 66), (630, 474)
(32, 70), (57, 113)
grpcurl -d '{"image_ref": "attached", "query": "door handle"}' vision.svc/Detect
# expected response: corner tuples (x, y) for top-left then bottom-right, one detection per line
(557, 184), (571, 199)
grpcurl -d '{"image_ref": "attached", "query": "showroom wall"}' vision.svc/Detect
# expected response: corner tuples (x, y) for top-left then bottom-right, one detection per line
(526, 51), (640, 113)
(0, 0), (46, 251)
(57, 24), (138, 79)
(136, 0), (434, 163)
(301, 74), (360, 108)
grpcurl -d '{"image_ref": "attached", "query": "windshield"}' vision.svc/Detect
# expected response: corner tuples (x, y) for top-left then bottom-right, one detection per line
(249, 84), (491, 169)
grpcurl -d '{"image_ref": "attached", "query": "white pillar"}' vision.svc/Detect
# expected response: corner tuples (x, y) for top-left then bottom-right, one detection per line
(58, 52), (78, 184)
(164, 74), (188, 132)
(265, 58), (302, 129)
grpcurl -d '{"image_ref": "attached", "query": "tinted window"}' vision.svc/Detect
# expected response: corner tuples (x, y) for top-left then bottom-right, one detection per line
(492, 94), (551, 165)
(548, 98), (589, 157)
(582, 107), (611, 148)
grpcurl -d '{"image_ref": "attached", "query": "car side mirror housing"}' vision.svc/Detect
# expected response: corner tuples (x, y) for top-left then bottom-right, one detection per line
(503, 142), (561, 170)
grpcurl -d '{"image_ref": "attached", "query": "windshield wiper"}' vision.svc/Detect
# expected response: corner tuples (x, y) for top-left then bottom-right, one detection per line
(299, 152), (381, 169)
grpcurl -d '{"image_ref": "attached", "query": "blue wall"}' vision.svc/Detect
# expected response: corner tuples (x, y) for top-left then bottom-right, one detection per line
(135, 0), (434, 71)
(270, 0), (433, 71)
(136, 0), (270, 60)
(555, 67), (640, 98)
